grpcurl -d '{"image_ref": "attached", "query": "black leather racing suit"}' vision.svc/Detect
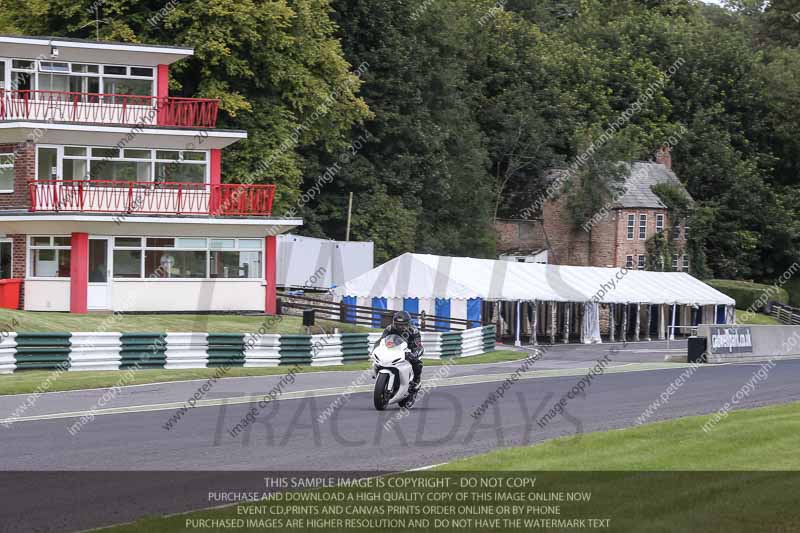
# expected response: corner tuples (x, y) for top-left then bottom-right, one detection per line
(378, 325), (423, 385)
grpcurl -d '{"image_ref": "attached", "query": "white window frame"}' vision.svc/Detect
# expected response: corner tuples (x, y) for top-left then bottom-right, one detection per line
(637, 255), (646, 270)
(27, 235), (72, 280)
(683, 254), (690, 272)
(656, 214), (664, 234)
(626, 214), (635, 240)
(111, 236), (264, 281)
(0, 57), (154, 96)
(672, 224), (681, 240)
(0, 153), (14, 193)
(35, 145), (210, 185)
(639, 214), (647, 240)
(672, 255), (680, 271)
(626, 255), (634, 269)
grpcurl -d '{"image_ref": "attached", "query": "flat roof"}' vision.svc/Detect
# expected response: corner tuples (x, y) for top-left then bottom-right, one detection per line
(0, 35), (193, 66)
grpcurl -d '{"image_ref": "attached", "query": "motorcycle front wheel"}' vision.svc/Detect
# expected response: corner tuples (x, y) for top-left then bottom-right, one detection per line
(373, 373), (390, 410)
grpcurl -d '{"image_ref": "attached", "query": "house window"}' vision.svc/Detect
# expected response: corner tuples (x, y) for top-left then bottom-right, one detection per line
(672, 224), (681, 240)
(0, 154), (13, 192)
(684, 226), (689, 240)
(626, 255), (634, 269)
(627, 214), (635, 240)
(29, 236), (71, 278)
(0, 240), (11, 278)
(36, 146), (209, 184)
(672, 255), (680, 271)
(111, 237), (263, 279)
(637, 255), (646, 270)
(683, 254), (690, 272)
(656, 214), (664, 233)
(639, 214), (647, 240)
(7, 58), (154, 97)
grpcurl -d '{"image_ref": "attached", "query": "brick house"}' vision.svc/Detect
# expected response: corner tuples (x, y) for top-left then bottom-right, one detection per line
(496, 150), (691, 270)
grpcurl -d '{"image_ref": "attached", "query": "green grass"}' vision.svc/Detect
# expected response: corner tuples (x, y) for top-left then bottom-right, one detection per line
(104, 402), (800, 533)
(440, 400), (800, 471)
(735, 309), (780, 325)
(0, 350), (517, 395)
(0, 308), (373, 334)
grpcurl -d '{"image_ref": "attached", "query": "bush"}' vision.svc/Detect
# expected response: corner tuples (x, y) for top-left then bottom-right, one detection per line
(707, 279), (789, 311)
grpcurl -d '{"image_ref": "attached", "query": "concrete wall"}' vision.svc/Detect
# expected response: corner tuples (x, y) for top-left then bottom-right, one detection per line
(24, 279), (70, 311)
(697, 324), (800, 363)
(112, 280), (264, 312)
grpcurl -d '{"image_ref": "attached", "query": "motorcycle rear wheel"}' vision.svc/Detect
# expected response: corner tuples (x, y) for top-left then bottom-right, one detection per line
(373, 373), (390, 410)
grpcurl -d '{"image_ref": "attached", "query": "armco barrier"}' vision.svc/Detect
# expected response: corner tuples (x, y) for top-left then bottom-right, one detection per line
(0, 326), (496, 373)
(70, 333), (122, 371)
(0, 333), (16, 374)
(696, 324), (800, 364)
(15, 333), (71, 371)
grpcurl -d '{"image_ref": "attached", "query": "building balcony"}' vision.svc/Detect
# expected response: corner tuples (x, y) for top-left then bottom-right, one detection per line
(28, 180), (275, 217)
(0, 90), (219, 129)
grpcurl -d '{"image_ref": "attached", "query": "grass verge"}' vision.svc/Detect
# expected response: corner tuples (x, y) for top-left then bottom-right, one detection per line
(0, 349), (517, 396)
(104, 402), (800, 533)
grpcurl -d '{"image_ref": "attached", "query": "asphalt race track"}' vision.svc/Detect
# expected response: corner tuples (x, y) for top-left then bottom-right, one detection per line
(2, 341), (800, 532)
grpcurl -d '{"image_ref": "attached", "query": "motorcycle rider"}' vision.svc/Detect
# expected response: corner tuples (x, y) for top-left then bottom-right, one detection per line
(378, 311), (423, 392)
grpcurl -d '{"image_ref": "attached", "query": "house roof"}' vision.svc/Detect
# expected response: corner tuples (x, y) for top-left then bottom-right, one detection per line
(0, 35), (193, 65)
(615, 161), (691, 209)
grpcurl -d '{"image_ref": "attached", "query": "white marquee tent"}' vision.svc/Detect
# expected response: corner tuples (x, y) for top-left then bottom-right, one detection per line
(333, 253), (735, 344)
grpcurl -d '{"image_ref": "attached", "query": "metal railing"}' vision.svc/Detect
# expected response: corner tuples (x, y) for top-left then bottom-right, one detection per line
(0, 89), (219, 128)
(278, 293), (480, 332)
(28, 180), (276, 216)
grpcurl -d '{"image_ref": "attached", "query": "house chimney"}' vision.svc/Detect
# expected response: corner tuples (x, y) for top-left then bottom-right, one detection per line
(655, 145), (672, 169)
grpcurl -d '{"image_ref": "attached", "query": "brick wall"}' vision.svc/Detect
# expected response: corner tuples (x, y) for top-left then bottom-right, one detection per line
(10, 234), (26, 309)
(0, 142), (34, 210)
(615, 208), (673, 268)
(494, 220), (547, 253)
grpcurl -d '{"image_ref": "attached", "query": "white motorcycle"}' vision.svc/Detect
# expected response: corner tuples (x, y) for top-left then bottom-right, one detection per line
(371, 334), (418, 411)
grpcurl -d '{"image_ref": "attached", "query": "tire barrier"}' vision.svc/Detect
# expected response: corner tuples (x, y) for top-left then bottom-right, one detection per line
(0, 326), (496, 372)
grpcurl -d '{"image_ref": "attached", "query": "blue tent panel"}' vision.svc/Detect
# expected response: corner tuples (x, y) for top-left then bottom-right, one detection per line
(372, 297), (388, 328)
(467, 298), (482, 328)
(342, 296), (357, 323)
(435, 298), (451, 332)
(716, 305), (726, 324)
(403, 298), (420, 326)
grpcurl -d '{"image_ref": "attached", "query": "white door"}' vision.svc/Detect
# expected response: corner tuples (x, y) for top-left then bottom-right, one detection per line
(88, 237), (111, 310)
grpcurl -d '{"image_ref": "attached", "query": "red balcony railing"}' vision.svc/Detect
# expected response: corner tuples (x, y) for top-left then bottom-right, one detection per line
(29, 180), (275, 216)
(0, 90), (219, 128)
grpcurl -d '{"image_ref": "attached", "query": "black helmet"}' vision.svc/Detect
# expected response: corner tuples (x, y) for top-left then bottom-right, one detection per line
(392, 311), (412, 330)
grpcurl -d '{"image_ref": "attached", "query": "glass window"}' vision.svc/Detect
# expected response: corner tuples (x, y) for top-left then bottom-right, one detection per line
(182, 152), (206, 161)
(53, 236), (71, 246)
(156, 151), (180, 160)
(12, 60), (33, 70)
(91, 148), (119, 159)
(656, 214), (664, 233)
(683, 255), (690, 271)
(90, 160), (151, 182)
(104, 77), (151, 97)
(89, 239), (108, 283)
(0, 242), (11, 279)
(626, 214), (635, 240)
(40, 62), (70, 73)
(31, 248), (71, 277)
(210, 239), (235, 249)
(145, 250), (207, 278)
(31, 236), (51, 246)
(672, 225), (681, 240)
(637, 255), (646, 270)
(62, 158), (88, 181)
(124, 149), (150, 159)
(113, 250), (142, 278)
(638, 214), (647, 240)
(115, 237), (141, 248)
(238, 239), (263, 249)
(672, 256), (679, 271)
(71, 64), (100, 74)
(37, 147), (58, 180)
(210, 251), (262, 278)
(155, 162), (205, 184)
(103, 65), (126, 75)
(176, 238), (207, 249)
(64, 147), (87, 157)
(626, 256), (633, 269)
(130, 67), (153, 77)
(146, 238), (175, 248)
(0, 154), (13, 191)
